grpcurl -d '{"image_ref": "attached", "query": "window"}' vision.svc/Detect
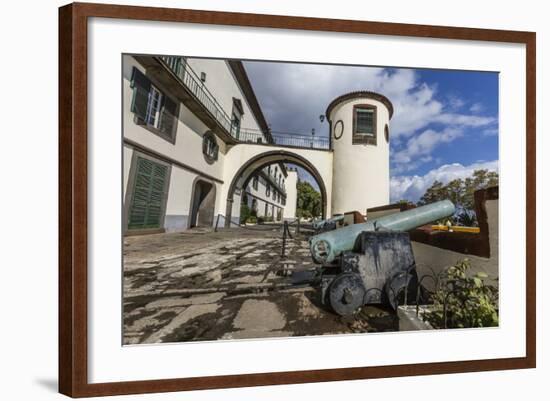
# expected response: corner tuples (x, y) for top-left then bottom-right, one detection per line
(130, 67), (178, 141)
(252, 175), (259, 190)
(145, 85), (163, 127)
(353, 105), (377, 145)
(266, 184), (271, 197)
(230, 112), (241, 138)
(230, 98), (243, 139)
(273, 190), (276, 201)
(385, 124), (390, 143)
(202, 131), (219, 162)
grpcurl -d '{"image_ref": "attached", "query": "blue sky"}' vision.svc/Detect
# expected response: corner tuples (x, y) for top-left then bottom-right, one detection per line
(244, 61), (499, 203)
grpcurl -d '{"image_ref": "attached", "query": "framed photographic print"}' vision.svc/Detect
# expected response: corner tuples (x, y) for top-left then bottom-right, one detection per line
(59, 2), (536, 397)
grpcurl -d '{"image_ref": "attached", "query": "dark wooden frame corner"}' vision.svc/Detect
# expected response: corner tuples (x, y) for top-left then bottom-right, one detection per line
(59, 2), (536, 397)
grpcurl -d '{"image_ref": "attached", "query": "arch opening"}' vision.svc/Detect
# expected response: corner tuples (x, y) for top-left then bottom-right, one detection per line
(190, 179), (216, 228)
(225, 150), (328, 227)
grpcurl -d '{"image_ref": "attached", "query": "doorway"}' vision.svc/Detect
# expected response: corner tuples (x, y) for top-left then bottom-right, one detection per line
(190, 179), (216, 228)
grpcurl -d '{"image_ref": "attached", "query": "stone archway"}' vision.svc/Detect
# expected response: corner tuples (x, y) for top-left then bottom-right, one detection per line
(225, 150), (328, 227)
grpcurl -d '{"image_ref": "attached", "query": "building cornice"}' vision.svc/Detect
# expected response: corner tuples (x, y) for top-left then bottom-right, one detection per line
(325, 90), (394, 120)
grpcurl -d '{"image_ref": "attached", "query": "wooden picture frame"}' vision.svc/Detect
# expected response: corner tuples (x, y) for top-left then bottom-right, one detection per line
(59, 2), (536, 397)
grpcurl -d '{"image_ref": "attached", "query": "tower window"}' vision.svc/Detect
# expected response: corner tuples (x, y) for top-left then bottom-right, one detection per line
(352, 104), (377, 145)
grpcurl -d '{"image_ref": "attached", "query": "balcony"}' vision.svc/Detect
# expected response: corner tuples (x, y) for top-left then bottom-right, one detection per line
(159, 56), (235, 135)
(238, 128), (330, 150)
(135, 55), (330, 150)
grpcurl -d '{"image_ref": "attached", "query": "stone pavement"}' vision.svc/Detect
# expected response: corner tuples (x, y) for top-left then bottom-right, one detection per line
(123, 226), (397, 344)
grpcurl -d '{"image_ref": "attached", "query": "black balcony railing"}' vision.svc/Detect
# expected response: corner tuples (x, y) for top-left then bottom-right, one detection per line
(159, 56), (330, 151)
(239, 128), (330, 150)
(159, 56), (234, 134)
(272, 132), (330, 149)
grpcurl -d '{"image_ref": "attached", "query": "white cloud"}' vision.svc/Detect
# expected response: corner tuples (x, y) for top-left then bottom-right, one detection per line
(470, 102), (484, 113)
(392, 128), (463, 165)
(448, 95), (465, 110)
(433, 113), (495, 127)
(244, 62), (497, 175)
(482, 127), (499, 136)
(390, 160), (499, 202)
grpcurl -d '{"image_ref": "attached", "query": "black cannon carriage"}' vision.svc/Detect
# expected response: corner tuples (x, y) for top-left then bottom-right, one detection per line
(310, 200), (456, 316)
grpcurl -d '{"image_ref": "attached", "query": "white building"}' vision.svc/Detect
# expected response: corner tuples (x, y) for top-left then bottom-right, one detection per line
(242, 164), (288, 222)
(122, 54), (393, 235)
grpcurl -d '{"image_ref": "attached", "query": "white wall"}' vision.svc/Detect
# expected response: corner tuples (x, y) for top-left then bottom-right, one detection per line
(186, 58), (265, 134)
(414, 199), (499, 287)
(244, 171), (287, 220)
(330, 97), (391, 214)
(1, 1), (546, 401)
(220, 143), (333, 219)
(122, 56), (226, 181)
(283, 169), (298, 219)
(122, 144), (134, 200)
(123, 56), (265, 230)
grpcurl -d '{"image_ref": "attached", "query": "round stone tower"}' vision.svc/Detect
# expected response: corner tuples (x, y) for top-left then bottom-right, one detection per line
(326, 91), (393, 215)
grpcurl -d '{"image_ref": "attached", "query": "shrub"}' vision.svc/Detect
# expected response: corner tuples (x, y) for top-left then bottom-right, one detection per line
(240, 204), (251, 224)
(422, 259), (498, 329)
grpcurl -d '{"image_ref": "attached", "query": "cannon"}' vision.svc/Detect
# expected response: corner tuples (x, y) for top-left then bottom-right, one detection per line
(312, 215), (344, 232)
(312, 211), (366, 233)
(309, 200), (455, 316)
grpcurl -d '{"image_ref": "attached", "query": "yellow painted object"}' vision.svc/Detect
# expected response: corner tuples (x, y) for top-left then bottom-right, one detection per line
(431, 225), (480, 234)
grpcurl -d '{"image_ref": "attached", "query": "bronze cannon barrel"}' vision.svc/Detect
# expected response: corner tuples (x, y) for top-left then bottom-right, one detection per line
(309, 200), (455, 264)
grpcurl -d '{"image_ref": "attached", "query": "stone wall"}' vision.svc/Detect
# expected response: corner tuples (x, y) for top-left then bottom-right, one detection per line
(367, 187), (499, 288)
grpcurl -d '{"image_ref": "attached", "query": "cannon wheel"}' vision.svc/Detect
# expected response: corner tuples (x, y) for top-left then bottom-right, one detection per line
(329, 273), (366, 316)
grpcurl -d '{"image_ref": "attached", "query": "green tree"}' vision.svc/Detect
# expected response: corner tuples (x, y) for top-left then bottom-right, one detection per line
(462, 169), (499, 210)
(417, 169), (498, 226)
(418, 180), (446, 206)
(296, 181), (321, 219)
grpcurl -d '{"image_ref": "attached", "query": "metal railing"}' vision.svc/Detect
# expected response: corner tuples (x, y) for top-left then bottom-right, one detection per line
(240, 128), (330, 150)
(272, 132), (330, 149)
(159, 56), (235, 134)
(158, 56), (331, 151)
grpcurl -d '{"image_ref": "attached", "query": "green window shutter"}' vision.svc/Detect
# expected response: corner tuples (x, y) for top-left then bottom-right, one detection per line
(128, 157), (169, 230)
(130, 67), (151, 123)
(159, 96), (177, 137)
